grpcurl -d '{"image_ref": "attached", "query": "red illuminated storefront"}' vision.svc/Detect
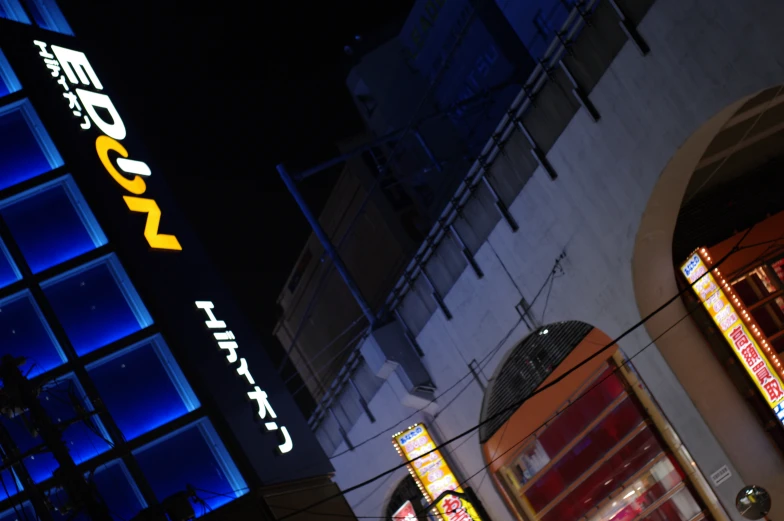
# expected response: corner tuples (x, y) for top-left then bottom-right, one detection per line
(680, 210), (784, 440)
(484, 329), (723, 521)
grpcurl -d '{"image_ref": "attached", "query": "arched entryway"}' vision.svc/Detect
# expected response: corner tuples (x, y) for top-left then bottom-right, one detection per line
(632, 85), (784, 517)
(479, 323), (724, 521)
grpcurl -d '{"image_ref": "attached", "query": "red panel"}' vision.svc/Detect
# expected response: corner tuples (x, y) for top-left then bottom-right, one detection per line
(524, 397), (644, 511)
(538, 428), (662, 521)
(537, 368), (626, 457)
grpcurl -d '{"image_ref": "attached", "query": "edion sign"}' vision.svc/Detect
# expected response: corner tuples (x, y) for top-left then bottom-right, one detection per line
(195, 301), (293, 454)
(33, 41), (182, 252)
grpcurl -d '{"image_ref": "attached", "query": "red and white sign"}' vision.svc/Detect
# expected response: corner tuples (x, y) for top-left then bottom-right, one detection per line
(392, 501), (417, 521)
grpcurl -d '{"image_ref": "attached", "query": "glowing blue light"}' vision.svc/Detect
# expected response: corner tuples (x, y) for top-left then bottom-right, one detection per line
(134, 419), (247, 516)
(42, 255), (152, 356)
(0, 100), (63, 191)
(88, 335), (199, 441)
(0, 50), (22, 98)
(0, 176), (107, 273)
(22, 0), (73, 35)
(0, 291), (65, 377)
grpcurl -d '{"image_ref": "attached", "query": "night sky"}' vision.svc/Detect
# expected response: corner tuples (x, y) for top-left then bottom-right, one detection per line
(57, 1), (413, 410)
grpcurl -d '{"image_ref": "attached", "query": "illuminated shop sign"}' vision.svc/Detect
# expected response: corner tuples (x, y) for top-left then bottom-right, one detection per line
(392, 424), (479, 521)
(392, 500), (417, 521)
(195, 301), (293, 454)
(681, 249), (784, 422)
(32, 40), (182, 252)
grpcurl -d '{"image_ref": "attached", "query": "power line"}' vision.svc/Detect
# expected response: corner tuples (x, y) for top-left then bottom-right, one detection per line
(451, 303), (699, 500)
(329, 255), (563, 459)
(277, 227), (755, 520)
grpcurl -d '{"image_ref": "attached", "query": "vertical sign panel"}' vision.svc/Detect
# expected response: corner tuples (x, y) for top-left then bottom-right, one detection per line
(392, 424), (480, 521)
(681, 249), (784, 421)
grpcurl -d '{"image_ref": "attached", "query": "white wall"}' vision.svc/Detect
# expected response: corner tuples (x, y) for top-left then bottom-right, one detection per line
(329, 0), (784, 519)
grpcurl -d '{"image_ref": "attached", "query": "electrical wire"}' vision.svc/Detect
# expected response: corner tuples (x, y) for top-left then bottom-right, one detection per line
(329, 255), (564, 459)
(277, 226), (756, 520)
(329, 316), (523, 460)
(290, 327), (370, 397)
(684, 84), (784, 204)
(449, 303), (699, 502)
(283, 315), (367, 386)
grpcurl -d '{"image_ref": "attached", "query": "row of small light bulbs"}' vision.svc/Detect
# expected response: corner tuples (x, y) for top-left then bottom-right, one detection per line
(392, 424), (434, 504)
(701, 248), (783, 373)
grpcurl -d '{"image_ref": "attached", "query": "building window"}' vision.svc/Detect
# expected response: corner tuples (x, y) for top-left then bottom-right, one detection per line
(0, 176), (107, 273)
(731, 259), (784, 352)
(2, 374), (111, 483)
(87, 335), (200, 441)
(0, 469), (22, 503)
(0, 50), (22, 98)
(89, 460), (147, 521)
(0, 0), (31, 24)
(0, 100), (63, 192)
(21, 0), (72, 35)
(41, 255), (153, 356)
(0, 290), (65, 377)
(134, 419), (247, 515)
(0, 503), (35, 521)
(0, 238), (21, 289)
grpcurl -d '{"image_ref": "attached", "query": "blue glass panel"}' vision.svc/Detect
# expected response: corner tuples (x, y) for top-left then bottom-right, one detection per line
(0, 469), (22, 504)
(0, 239), (20, 289)
(0, 291), (65, 376)
(42, 256), (153, 356)
(91, 461), (146, 521)
(21, 0), (73, 35)
(0, 0), (31, 23)
(0, 503), (36, 521)
(134, 420), (247, 515)
(0, 100), (63, 191)
(1, 376), (110, 483)
(88, 335), (199, 440)
(0, 176), (107, 273)
(0, 50), (22, 98)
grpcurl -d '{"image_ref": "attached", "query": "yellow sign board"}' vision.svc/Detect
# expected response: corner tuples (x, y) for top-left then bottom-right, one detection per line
(681, 252), (784, 412)
(392, 424), (480, 521)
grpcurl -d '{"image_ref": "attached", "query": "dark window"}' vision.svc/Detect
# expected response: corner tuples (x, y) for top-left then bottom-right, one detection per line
(42, 255), (152, 356)
(0, 50), (22, 98)
(0, 238), (21, 289)
(87, 335), (199, 441)
(0, 290), (65, 377)
(0, 176), (107, 273)
(2, 375), (111, 483)
(0, 100), (63, 191)
(134, 419), (247, 515)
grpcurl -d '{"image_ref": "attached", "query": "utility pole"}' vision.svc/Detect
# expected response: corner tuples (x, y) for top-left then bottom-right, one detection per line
(0, 355), (112, 521)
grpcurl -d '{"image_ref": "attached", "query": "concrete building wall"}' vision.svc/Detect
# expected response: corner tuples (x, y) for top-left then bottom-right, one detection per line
(326, 0), (784, 520)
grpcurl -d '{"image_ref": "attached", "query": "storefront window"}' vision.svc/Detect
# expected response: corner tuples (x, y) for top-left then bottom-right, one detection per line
(732, 261), (784, 351)
(498, 362), (711, 521)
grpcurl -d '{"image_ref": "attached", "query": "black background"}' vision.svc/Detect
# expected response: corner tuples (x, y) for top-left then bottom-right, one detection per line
(55, 1), (414, 413)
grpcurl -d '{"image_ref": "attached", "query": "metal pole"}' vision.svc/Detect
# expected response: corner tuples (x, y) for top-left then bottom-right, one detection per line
(277, 164), (376, 326)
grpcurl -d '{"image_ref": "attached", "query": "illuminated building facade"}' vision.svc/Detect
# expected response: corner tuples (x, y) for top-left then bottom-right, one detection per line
(278, 0), (784, 521)
(0, 3), (348, 520)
